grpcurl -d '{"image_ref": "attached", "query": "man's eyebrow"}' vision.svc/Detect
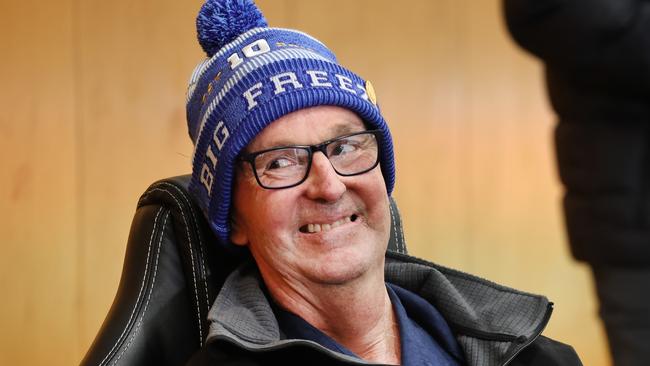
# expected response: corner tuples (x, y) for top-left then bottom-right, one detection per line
(331, 122), (364, 137)
(257, 121), (364, 149)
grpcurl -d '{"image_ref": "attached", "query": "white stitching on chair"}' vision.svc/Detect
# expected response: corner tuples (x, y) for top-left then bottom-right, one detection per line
(391, 200), (406, 254)
(99, 208), (164, 366)
(394, 200), (406, 253)
(388, 201), (401, 253)
(146, 187), (204, 346)
(111, 211), (170, 366)
(157, 182), (210, 310)
(396, 205), (406, 254)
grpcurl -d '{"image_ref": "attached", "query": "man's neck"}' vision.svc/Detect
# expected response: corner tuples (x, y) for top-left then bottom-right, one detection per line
(265, 272), (401, 365)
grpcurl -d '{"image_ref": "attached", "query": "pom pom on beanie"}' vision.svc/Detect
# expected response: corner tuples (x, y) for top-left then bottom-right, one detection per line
(197, 0), (268, 57)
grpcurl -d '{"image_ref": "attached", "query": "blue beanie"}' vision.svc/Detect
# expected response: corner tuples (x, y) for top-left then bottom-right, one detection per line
(186, 0), (395, 251)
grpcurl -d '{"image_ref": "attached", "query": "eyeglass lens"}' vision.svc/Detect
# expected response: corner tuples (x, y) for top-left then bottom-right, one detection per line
(252, 132), (379, 189)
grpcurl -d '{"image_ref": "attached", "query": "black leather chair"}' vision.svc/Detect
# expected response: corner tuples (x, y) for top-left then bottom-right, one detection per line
(80, 175), (408, 366)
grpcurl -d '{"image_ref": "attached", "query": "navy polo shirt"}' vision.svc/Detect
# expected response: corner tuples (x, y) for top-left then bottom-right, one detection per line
(273, 283), (465, 365)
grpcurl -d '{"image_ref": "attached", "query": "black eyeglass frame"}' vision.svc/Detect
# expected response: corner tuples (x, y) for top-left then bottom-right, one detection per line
(238, 129), (382, 189)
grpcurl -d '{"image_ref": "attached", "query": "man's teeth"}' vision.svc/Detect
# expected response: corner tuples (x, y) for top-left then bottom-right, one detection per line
(306, 216), (352, 233)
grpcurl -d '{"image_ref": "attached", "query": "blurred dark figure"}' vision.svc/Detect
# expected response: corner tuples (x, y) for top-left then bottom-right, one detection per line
(503, 1), (650, 365)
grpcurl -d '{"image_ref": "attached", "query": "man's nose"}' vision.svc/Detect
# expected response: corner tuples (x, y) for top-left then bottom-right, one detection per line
(304, 152), (346, 201)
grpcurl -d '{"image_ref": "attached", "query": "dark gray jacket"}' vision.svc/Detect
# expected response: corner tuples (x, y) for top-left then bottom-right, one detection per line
(186, 252), (581, 366)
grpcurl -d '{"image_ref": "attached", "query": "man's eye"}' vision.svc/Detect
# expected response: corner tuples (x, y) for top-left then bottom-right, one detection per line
(330, 141), (359, 157)
(266, 157), (295, 170)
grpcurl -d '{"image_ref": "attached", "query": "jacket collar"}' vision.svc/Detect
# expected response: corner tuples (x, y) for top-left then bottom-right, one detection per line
(206, 252), (552, 366)
(384, 252), (552, 365)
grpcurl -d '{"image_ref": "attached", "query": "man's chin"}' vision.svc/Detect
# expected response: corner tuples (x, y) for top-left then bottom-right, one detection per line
(303, 255), (382, 287)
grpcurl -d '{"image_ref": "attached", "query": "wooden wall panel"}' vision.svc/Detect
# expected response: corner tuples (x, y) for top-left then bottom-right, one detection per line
(0, 0), (608, 365)
(73, 0), (203, 348)
(0, 1), (79, 364)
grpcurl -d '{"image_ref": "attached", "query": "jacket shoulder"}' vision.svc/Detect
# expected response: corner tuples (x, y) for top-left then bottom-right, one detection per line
(509, 335), (582, 366)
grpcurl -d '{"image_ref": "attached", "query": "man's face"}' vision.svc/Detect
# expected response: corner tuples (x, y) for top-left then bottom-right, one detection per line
(231, 106), (391, 288)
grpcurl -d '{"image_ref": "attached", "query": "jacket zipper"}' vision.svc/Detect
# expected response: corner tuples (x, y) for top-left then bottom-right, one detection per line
(500, 302), (553, 366)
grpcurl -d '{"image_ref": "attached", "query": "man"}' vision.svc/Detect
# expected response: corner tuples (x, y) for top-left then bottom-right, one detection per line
(185, 0), (582, 364)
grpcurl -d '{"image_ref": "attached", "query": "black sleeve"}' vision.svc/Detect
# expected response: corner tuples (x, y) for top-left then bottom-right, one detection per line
(503, 0), (650, 267)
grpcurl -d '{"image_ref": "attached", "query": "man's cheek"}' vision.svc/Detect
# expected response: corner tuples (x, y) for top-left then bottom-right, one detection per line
(263, 203), (293, 230)
(270, 216), (293, 233)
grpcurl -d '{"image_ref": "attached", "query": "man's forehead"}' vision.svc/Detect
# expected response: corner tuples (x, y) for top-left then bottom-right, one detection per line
(246, 106), (365, 151)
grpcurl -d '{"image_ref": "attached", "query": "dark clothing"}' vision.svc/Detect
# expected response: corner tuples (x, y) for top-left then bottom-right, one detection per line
(388, 284), (464, 365)
(503, 0), (650, 268)
(272, 301), (359, 359)
(273, 283), (463, 365)
(186, 252), (581, 365)
(271, 284), (463, 366)
(592, 267), (650, 366)
(504, 1), (650, 365)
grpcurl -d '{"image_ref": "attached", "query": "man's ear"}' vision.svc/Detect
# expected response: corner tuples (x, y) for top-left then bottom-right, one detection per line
(230, 214), (249, 247)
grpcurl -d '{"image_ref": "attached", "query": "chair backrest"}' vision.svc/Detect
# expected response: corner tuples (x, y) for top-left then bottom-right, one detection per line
(80, 175), (407, 366)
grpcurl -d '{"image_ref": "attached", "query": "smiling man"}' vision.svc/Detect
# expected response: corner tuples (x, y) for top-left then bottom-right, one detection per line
(184, 1), (582, 365)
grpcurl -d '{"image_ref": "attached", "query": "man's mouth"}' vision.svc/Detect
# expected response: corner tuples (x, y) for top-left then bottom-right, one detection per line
(299, 214), (359, 233)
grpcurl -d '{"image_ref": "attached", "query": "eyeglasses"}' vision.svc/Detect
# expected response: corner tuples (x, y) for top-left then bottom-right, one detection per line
(238, 130), (381, 189)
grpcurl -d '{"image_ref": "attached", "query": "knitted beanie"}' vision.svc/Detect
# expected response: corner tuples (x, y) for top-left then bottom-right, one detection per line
(186, 0), (395, 251)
